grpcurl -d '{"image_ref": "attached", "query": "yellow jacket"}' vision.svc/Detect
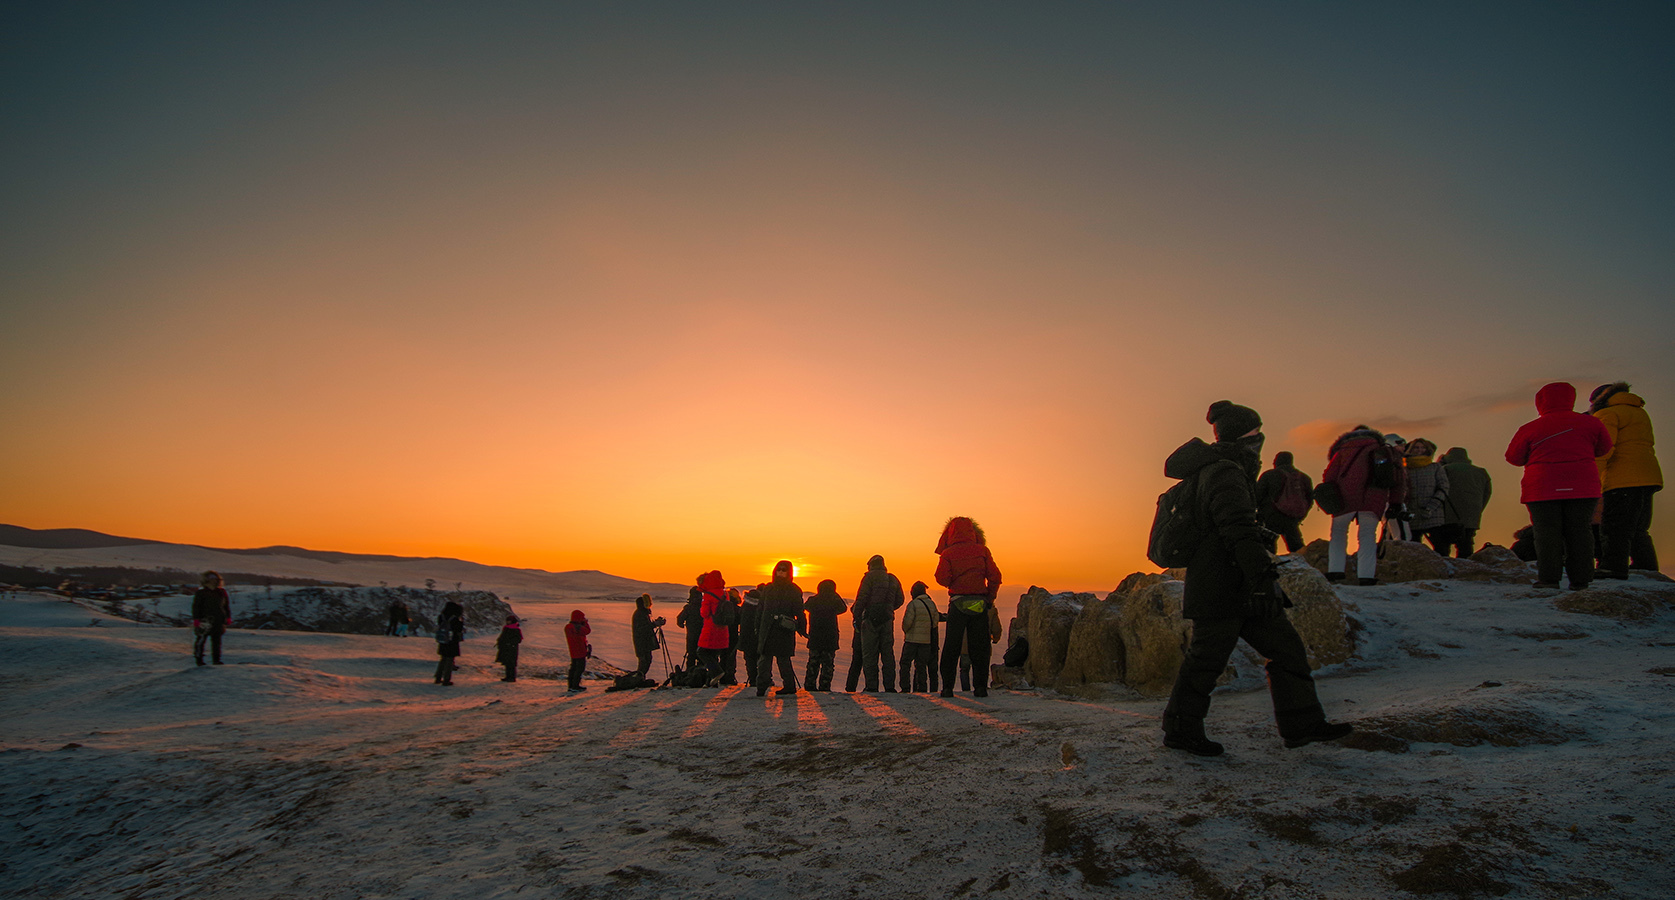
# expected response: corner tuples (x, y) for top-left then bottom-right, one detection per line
(1594, 392), (1662, 491)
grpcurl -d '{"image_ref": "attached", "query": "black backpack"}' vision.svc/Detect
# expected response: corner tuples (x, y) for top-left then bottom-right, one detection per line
(1147, 463), (1229, 568)
(712, 597), (739, 627)
(1367, 445), (1400, 490)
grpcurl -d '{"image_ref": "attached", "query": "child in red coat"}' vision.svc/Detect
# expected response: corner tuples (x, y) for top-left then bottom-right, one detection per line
(564, 610), (592, 692)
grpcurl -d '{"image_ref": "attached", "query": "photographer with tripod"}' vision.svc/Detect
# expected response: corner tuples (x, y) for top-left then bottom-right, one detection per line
(631, 594), (666, 679)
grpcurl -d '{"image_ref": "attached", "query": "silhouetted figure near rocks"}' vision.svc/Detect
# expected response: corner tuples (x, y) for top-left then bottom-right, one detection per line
(191, 570), (231, 667)
(754, 560), (807, 696)
(898, 580), (940, 693)
(721, 588), (743, 685)
(1162, 401), (1353, 757)
(495, 614), (522, 682)
(802, 579), (847, 692)
(1255, 451), (1313, 553)
(852, 556), (905, 692)
(1510, 525), (1537, 562)
(1437, 447), (1492, 557)
(386, 599), (410, 637)
(1506, 382), (1612, 590)
(1590, 382), (1662, 578)
(434, 600), (463, 685)
(631, 594), (665, 678)
(936, 517), (1002, 698)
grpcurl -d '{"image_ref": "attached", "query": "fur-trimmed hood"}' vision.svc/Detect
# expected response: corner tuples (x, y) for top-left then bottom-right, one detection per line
(1329, 426), (1385, 458)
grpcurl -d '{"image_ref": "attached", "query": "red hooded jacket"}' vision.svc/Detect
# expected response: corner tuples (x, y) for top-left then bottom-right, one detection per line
(1505, 382), (1613, 503)
(934, 517), (1001, 600)
(697, 570), (730, 650)
(564, 610), (591, 659)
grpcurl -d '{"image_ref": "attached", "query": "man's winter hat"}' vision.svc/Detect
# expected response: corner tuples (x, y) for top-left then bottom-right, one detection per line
(505, 614), (519, 624)
(1206, 400), (1262, 441)
(910, 580), (928, 597)
(1274, 451), (1294, 467)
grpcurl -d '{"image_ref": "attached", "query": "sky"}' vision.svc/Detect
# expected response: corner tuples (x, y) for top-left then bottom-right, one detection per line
(2, 2), (1671, 591)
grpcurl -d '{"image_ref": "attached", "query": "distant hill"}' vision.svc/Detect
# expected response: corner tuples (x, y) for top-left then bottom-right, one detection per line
(0, 524), (689, 602)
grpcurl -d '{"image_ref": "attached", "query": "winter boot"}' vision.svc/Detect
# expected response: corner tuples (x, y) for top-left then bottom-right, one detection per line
(1326, 571), (1346, 583)
(1283, 721), (1354, 749)
(1163, 719), (1224, 757)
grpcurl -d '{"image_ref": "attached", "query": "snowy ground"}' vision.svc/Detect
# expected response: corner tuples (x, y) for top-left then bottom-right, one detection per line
(3, 576), (1673, 900)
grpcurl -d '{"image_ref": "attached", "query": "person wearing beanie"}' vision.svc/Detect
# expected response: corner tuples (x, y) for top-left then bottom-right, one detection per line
(1506, 382), (1613, 589)
(898, 580), (941, 693)
(1254, 450), (1314, 553)
(1436, 448), (1492, 557)
(802, 579), (847, 692)
(851, 555), (905, 692)
(1589, 382), (1663, 578)
(1402, 439), (1451, 552)
(564, 610), (592, 691)
(630, 594), (666, 679)
(494, 614), (523, 682)
(1321, 424), (1397, 585)
(754, 560), (807, 696)
(1160, 401), (1353, 756)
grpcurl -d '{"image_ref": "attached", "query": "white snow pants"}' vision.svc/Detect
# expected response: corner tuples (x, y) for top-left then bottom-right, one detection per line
(1328, 511), (1381, 579)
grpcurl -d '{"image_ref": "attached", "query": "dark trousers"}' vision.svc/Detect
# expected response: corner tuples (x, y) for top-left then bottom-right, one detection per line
(1600, 486), (1660, 575)
(499, 648), (518, 681)
(898, 640), (938, 692)
(698, 648), (724, 684)
(844, 629), (863, 691)
(1529, 498), (1598, 587)
(1164, 614), (1325, 739)
(860, 623), (897, 691)
(684, 627), (701, 668)
(1424, 523), (1476, 558)
(635, 651), (653, 678)
(756, 654), (797, 692)
(567, 658), (585, 689)
(723, 638), (739, 684)
(1262, 515), (1305, 553)
(434, 653), (456, 684)
(939, 605), (992, 694)
(804, 648), (835, 690)
(193, 627), (223, 664)
(741, 635), (760, 686)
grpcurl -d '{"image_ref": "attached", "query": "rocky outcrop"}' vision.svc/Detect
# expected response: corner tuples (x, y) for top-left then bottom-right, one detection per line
(1013, 588), (1091, 689)
(1005, 567), (1352, 699)
(1302, 538), (1532, 584)
(1553, 583), (1675, 622)
(234, 587), (512, 635)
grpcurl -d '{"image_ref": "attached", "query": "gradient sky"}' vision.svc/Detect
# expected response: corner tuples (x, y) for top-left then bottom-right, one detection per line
(3, 2), (1671, 591)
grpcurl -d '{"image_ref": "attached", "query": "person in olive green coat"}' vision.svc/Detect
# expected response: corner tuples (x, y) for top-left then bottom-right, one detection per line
(1437, 448), (1492, 558)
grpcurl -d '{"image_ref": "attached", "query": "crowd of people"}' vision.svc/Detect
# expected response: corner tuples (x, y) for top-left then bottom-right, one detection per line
(187, 381), (1659, 757)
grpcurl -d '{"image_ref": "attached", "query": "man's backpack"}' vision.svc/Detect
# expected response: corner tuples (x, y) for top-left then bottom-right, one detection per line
(1148, 466), (1214, 568)
(712, 597), (739, 627)
(1367, 445), (1400, 490)
(1274, 470), (1312, 519)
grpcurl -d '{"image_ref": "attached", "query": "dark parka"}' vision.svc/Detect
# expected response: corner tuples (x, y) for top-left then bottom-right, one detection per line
(631, 606), (661, 659)
(803, 581), (848, 653)
(1164, 437), (1276, 619)
(851, 557), (904, 627)
(755, 579), (807, 658)
(1254, 453), (1313, 524)
(192, 587), (231, 628)
(1440, 448), (1493, 530)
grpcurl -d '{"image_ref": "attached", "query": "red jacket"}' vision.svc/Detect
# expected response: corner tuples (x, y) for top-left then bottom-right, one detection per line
(1322, 429), (1395, 515)
(1505, 382), (1613, 503)
(934, 517), (1001, 600)
(697, 570), (730, 650)
(564, 611), (591, 659)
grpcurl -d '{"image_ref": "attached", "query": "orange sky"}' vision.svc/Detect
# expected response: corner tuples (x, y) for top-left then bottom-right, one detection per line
(3, 5), (1670, 589)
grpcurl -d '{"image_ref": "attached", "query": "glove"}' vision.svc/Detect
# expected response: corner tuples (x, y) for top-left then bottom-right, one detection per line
(1247, 571), (1287, 617)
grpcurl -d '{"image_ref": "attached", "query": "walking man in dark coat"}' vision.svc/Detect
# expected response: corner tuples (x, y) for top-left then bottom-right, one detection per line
(1161, 401), (1354, 756)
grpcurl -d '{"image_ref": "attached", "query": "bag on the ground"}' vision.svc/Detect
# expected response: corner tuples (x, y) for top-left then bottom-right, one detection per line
(1367, 445), (1400, 490)
(1147, 469), (1211, 568)
(608, 671), (655, 691)
(1275, 470), (1312, 518)
(1001, 636), (1029, 668)
(1313, 481), (1346, 516)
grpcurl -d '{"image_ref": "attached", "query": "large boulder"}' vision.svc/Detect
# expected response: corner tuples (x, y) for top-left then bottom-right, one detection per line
(1109, 574), (1191, 697)
(1274, 557), (1355, 668)
(1302, 538), (1452, 583)
(1553, 583), (1675, 622)
(1013, 587), (1089, 687)
(1055, 595), (1128, 691)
